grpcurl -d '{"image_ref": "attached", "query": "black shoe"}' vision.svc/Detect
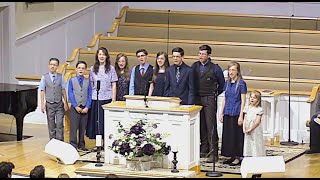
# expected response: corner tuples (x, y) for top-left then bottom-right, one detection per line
(222, 157), (235, 164)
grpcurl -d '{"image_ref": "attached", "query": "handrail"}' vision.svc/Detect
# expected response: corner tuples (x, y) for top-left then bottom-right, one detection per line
(120, 22), (320, 34)
(57, 63), (69, 75)
(87, 33), (102, 48)
(67, 48), (81, 63)
(107, 6), (129, 35)
(127, 8), (319, 21)
(107, 19), (121, 34)
(116, 6), (129, 19)
(99, 36), (320, 50)
(307, 85), (320, 103)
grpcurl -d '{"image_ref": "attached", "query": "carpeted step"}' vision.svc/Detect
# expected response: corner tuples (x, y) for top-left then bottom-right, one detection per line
(71, 50), (316, 93)
(98, 37), (320, 62)
(118, 23), (320, 46)
(125, 9), (320, 30)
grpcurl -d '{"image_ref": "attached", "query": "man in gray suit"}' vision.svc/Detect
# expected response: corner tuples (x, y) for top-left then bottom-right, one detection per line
(40, 58), (69, 141)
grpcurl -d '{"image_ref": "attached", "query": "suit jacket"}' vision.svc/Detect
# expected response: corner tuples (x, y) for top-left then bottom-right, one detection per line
(164, 62), (195, 105)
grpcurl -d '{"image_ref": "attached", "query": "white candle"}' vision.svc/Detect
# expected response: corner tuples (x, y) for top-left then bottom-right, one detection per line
(172, 145), (178, 152)
(96, 135), (102, 147)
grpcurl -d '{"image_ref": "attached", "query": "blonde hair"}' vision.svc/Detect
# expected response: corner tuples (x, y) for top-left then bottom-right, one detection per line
(250, 90), (262, 107)
(226, 61), (243, 91)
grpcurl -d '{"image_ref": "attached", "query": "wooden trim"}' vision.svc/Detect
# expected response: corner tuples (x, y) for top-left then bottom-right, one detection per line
(87, 33), (103, 48)
(127, 8), (319, 20)
(67, 48), (81, 63)
(120, 22), (320, 34)
(116, 6), (129, 19)
(307, 85), (320, 103)
(15, 75), (41, 81)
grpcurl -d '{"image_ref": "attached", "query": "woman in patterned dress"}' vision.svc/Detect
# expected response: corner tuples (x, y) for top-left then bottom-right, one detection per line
(115, 53), (130, 101)
(86, 47), (118, 140)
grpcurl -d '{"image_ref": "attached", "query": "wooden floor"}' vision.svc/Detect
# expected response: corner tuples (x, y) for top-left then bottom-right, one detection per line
(1, 113), (320, 178)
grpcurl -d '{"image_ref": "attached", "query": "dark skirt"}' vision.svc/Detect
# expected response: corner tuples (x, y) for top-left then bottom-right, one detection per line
(86, 99), (112, 139)
(310, 115), (320, 152)
(221, 115), (244, 157)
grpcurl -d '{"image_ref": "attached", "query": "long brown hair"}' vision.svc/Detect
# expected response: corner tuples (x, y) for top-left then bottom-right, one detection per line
(115, 53), (130, 81)
(93, 47), (110, 74)
(226, 61), (243, 91)
(152, 51), (170, 83)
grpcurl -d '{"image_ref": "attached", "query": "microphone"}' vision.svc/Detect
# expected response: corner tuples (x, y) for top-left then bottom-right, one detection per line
(96, 80), (101, 92)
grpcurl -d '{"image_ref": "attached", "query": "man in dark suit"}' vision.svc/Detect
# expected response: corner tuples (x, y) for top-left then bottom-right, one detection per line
(164, 47), (194, 105)
(192, 45), (225, 163)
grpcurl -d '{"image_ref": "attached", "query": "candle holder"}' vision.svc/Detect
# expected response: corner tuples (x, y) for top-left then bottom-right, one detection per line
(95, 146), (103, 167)
(171, 151), (179, 173)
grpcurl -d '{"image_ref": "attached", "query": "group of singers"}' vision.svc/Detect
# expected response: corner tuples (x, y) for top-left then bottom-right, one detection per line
(39, 44), (320, 167)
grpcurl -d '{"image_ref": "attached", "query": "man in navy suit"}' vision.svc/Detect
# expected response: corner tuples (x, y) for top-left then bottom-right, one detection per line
(164, 47), (195, 105)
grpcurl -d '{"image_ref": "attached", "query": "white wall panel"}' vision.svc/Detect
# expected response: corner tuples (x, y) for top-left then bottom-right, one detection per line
(38, 25), (66, 76)
(66, 11), (94, 60)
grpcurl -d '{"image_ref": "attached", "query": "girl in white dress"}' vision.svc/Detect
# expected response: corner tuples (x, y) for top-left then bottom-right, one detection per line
(243, 90), (266, 157)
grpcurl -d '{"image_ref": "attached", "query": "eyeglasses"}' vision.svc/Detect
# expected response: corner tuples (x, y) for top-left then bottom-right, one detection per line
(137, 55), (146, 58)
(198, 53), (208, 56)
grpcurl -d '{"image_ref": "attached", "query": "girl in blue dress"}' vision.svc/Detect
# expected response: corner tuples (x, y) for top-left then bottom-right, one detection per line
(219, 61), (247, 166)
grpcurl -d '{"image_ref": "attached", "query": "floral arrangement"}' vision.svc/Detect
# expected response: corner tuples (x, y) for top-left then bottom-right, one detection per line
(109, 119), (171, 160)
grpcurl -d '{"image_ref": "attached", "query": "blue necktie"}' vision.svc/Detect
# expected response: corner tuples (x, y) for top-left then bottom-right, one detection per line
(52, 75), (56, 84)
(79, 78), (83, 88)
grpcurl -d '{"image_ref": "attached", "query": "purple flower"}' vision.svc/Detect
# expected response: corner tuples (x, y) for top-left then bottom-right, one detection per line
(112, 140), (119, 148)
(163, 145), (171, 155)
(155, 133), (161, 138)
(152, 123), (157, 129)
(119, 142), (132, 156)
(142, 143), (155, 156)
(130, 124), (145, 135)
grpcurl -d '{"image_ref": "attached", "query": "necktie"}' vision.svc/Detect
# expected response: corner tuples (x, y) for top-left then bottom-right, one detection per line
(176, 66), (180, 83)
(141, 68), (145, 77)
(52, 75), (56, 84)
(79, 78), (83, 88)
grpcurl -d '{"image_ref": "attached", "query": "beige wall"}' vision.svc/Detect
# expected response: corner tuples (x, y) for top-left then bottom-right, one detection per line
(15, 2), (96, 38)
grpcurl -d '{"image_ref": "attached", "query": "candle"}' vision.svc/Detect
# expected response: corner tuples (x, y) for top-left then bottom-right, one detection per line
(172, 145), (178, 152)
(96, 135), (102, 147)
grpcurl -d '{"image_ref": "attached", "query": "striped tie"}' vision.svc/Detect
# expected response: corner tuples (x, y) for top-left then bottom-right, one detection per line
(176, 67), (180, 83)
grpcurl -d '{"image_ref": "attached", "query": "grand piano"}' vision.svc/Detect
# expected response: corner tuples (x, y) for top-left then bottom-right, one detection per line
(0, 83), (38, 141)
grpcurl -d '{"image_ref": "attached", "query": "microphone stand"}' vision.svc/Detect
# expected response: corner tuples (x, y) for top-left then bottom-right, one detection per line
(167, 9), (170, 54)
(280, 14), (298, 146)
(206, 89), (222, 177)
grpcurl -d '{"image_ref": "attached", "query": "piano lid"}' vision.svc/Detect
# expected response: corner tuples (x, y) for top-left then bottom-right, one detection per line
(0, 83), (38, 92)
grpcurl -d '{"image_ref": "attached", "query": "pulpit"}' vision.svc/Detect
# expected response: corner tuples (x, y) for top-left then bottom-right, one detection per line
(103, 95), (202, 172)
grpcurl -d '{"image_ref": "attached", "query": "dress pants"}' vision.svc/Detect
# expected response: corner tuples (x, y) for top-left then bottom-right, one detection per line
(46, 101), (65, 141)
